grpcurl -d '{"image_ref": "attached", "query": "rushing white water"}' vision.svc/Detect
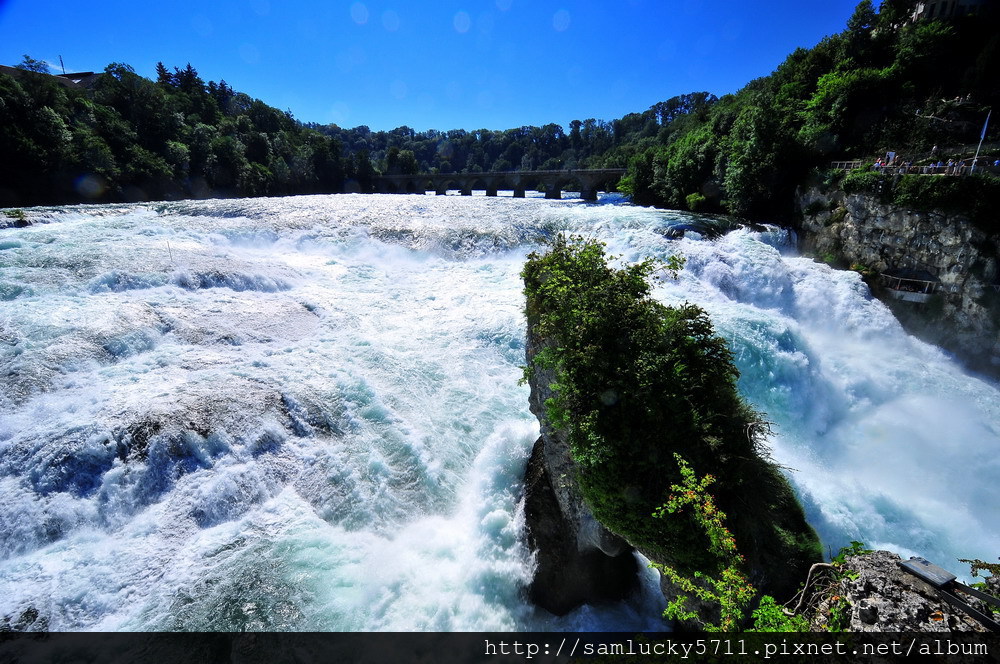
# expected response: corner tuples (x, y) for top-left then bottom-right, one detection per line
(0, 193), (996, 631)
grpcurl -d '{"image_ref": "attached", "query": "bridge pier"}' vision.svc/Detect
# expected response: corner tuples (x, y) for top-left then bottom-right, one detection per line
(544, 187), (561, 200)
(577, 173), (605, 201)
(513, 188), (526, 198)
(486, 185), (498, 197)
(461, 186), (472, 196)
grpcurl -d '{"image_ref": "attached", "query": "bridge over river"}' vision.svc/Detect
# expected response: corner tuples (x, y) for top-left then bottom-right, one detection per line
(372, 168), (625, 200)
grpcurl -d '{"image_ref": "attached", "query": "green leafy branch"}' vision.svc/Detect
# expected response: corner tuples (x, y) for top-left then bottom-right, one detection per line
(650, 454), (755, 631)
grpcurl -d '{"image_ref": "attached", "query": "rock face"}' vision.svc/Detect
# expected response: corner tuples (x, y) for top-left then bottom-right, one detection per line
(824, 551), (994, 632)
(797, 186), (1000, 376)
(522, 321), (638, 615)
(522, 436), (638, 614)
(524, 331), (633, 561)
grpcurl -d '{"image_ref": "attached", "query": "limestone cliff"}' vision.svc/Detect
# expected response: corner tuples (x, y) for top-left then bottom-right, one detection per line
(797, 186), (1000, 376)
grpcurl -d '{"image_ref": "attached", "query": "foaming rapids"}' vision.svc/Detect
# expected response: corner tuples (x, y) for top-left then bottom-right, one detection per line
(641, 229), (1000, 568)
(0, 194), (996, 631)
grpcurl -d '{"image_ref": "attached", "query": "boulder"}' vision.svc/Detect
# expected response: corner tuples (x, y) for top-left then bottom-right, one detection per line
(828, 551), (992, 632)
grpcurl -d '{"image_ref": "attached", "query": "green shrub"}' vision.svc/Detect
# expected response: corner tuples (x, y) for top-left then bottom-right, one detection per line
(823, 168), (846, 189)
(653, 454), (756, 631)
(654, 455), (815, 631)
(522, 236), (822, 600)
(824, 595), (853, 632)
(840, 169), (886, 199)
(686, 192), (708, 211)
(750, 595), (811, 632)
(849, 263), (876, 279)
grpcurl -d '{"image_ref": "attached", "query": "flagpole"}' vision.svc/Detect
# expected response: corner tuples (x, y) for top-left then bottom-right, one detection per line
(971, 109), (990, 174)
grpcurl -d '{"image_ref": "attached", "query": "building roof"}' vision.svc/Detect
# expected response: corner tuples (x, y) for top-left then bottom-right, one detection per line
(0, 64), (102, 89)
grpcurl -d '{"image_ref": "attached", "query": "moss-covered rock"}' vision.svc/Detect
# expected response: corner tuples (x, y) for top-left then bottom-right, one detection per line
(522, 235), (821, 603)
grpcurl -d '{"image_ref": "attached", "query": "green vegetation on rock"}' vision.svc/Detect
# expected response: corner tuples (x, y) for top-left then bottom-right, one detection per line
(522, 236), (822, 601)
(841, 169), (1000, 232)
(652, 454), (757, 631)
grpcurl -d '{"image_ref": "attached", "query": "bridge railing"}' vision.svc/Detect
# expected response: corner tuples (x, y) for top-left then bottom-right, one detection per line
(378, 168), (625, 180)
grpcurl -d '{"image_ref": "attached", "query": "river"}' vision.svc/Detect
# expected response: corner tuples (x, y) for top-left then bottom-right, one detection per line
(0, 193), (997, 631)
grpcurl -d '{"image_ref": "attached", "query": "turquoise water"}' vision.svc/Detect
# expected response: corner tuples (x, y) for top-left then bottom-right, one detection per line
(0, 193), (996, 630)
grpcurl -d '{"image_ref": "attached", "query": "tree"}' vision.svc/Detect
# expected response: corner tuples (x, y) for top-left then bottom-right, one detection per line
(876, 0), (920, 31)
(845, 0), (878, 63)
(308, 133), (345, 191)
(174, 63), (204, 95)
(569, 119), (583, 149)
(723, 101), (786, 216)
(93, 63), (176, 151)
(847, 0), (876, 35)
(396, 149), (419, 175)
(352, 149), (376, 192)
(164, 140), (190, 177)
(16, 55), (50, 74)
(208, 134), (249, 192)
(385, 145), (401, 175)
(155, 61), (173, 86)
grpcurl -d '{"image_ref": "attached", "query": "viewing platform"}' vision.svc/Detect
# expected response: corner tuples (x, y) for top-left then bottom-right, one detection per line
(879, 268), (940, 303)
(831, 155), (999, 176)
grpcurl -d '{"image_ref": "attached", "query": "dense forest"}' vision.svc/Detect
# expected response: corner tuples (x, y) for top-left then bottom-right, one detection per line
(619, 0), (1000, 217)
(2, 0), (998, 216)
(0, 55), (710, 207)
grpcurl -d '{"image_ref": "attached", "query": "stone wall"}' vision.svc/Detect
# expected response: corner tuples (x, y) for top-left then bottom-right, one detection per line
(797, 186), (1000, 376)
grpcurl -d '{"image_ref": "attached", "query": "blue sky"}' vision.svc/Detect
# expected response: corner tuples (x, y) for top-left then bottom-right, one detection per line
(1, 0), (861, 131)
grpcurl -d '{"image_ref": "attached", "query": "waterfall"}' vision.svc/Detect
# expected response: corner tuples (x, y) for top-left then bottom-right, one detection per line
(0, 193), (996, 630)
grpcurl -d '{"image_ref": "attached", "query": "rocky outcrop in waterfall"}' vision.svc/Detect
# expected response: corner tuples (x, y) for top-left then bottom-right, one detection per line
(522, 317), (816, 624)
(797, 186), (1000, 377)
(522, 436), (638, 614)
(520, 237), (822, 623)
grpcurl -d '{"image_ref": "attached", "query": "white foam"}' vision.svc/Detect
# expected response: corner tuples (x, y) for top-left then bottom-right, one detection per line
(0, 195), (996, 630)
